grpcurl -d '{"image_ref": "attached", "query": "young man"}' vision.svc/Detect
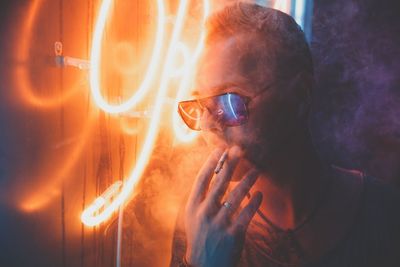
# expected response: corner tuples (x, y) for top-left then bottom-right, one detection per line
(170, 3), (400, 267)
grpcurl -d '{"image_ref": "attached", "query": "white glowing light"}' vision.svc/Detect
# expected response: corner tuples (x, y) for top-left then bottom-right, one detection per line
(81, 181), (122, 224)
(274, 0), (290, 14)
(89, 0), (165, 114)
(227, 93), (238, 119)
(169, 42), (190, 78)
(295, 0), (306, 29)
(172, 0), (210, 143)
(19, 0), (311, 221)
(62, 56), (90, 70)
(82, 0), (210, 227)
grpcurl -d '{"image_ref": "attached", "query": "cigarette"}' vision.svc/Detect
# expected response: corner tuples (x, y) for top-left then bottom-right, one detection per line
(214, 149), (228, 174)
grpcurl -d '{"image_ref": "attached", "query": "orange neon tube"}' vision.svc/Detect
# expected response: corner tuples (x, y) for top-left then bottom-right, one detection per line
(89, 0), (165, 114)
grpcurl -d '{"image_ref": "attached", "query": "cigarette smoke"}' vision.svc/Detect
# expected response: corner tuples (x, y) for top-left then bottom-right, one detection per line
(1, 1), (399, 267)
(311, 0), (400, 185)
(115, 1), (400, 265)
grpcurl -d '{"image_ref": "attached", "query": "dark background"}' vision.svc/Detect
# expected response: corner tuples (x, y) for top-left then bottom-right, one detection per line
(311, 0), (400, 186)
(0, 0), (399, 266)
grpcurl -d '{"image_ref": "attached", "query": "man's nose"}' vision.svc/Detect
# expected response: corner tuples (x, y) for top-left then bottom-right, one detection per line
(199, 108), (223, 132)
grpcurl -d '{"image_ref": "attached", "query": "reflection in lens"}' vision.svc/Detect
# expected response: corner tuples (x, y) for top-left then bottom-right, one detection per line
(227, 93), (238, 119)
(220, 93), (247, 126)
(178, 101), (202, 130)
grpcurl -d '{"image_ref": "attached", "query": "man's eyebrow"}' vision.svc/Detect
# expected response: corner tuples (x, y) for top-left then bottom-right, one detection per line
(191, 83), (242, 96)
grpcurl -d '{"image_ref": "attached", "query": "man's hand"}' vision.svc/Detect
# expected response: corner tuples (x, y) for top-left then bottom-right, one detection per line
(184, 146), (262, 267)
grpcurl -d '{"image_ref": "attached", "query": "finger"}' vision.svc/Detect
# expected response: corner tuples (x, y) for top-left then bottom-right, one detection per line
(206, 146), (242, 208)
(187, 148), (224, 208)
(231, 191), (262, 235)
(217, 169), (259, 220)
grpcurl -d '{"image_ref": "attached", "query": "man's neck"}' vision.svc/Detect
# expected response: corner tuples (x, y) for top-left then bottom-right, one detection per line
(251, 131), (327, 230)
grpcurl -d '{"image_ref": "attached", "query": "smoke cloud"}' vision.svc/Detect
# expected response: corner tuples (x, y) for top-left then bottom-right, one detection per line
(311, 0), (400, 185)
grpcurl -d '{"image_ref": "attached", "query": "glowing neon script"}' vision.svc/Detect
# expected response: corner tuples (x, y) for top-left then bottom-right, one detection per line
(81, 0), (209, 226)
(89, 0), (165, 114)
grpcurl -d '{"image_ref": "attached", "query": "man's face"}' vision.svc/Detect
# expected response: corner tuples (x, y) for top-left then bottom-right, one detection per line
(193, 33), (301, 169)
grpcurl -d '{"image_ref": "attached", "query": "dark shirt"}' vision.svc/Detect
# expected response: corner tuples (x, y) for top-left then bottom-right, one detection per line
(169, 169), (400, 267)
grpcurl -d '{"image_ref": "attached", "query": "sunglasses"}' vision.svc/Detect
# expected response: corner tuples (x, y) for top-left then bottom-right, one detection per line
(177, 92), (250, 131)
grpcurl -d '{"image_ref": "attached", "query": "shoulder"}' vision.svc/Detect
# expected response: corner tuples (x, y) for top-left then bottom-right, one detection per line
(361, 174), (400, 229)
(317, 166), (400, 266)
(363, 174), (400, 204)
(333, 165), (400, 209)
(333, 165), (400, 229)
(337, 167), (400, 265)
(358, 173), (400, 266)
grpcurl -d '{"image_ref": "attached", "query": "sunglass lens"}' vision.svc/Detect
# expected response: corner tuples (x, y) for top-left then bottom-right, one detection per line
(210, 93), (248, 126)
(177, 100), (203, 130)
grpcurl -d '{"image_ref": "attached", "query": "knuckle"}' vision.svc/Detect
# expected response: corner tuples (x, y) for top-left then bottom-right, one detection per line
(214, 219), (226, 231)
(198, 206), (208, 218)
(199, 206), (215, 222)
